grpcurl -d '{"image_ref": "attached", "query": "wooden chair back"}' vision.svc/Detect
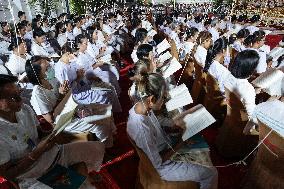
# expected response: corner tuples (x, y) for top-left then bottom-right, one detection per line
(170, 39), (179, 60)
(242, 121), (284, 189)
(215, 88), (258, 158)
(128, 135), (199, 189)
(191, 60), (207, 104)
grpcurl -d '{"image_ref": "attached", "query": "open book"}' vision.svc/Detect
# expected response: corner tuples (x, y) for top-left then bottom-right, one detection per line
(174, 104), (216, 141)
(254, 100), (284, 137)
(99, 54), (112, 64)
(54, 95), (78, 136)
(252, 68), (284, 96)
(147, 29), (157, 37)
(166, 84), (193, 111)
(142, 20), (152, 31)
(161, 57), (182, 78)
(116, 21), (124, 30)
(158, 51), (172, 63)
(268, 47), (284, 61)
(156, 39), (171, 55)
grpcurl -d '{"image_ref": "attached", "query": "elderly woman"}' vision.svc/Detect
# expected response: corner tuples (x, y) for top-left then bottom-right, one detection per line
(0, 74), (104, 189)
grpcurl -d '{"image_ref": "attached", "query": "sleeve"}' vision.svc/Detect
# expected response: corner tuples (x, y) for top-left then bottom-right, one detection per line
(241, 84), (256, 119)
(34, 88), (54, 115)
(136, 122), (163, 167)
(0, 142), (10, 165)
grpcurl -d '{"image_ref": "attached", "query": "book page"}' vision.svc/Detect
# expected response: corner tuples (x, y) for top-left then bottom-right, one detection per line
(268, 47), (284, 61)
(255, 100), (284, 137)
(181, 104), (216, 141)
(54, 96), (78, 135)
(161, 57), (182, 78)
(166, 84), (193, 111)
(252, 68), (284, 95)
(82, 104), (112, 123)
(147, 29), (157, 37)
(157, 39), (171, 55)
(99, 54), (112, 64)
(158, 51), (172, 63)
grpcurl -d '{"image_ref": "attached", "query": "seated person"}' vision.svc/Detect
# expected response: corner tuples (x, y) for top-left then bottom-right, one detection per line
(0, 74), (105, 188)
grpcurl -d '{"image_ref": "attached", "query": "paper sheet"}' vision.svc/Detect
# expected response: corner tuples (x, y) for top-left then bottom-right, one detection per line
(99, 54), (112, 64)
(252, 68), (284, 95)
(166, 84), (193, 112)
(158, 51), (172, 63)
(156, 39), (171, 55)
(181, 104), (216, 141)
(54, 96), (78, 135)
(268, 47), (284, 61)
(161, 57), (182, 78)
(147, 29), (157, 37)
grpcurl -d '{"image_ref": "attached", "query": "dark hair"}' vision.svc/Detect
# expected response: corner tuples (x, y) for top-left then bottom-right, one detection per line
(25, 56), (49, 85)
(8, 37), (25, 51)
(21, 20), (29, 27)
(61, 44), (75, 55)
(55, 22), (65, 37)
(185, 27), (198, 41)
(276, 55), (284, 68)
(229, 34), (237, 45)
(33, 29), (46, 38)
(0, 22), (8, 28)
(74, 17), (82, 24)
(253, 30), (265, 39)
(244, 33), (263, 46)
(204, 37), (228, 72)
(18, 11), (25, 18)
(137, 72), (166, 102)
(236, 29), (250, 39)
(136, 44), (153, 60)
(135, 28), (148, 45)
(250, 15), (260, 23)
(196, 31), (212, 45)
(32, 18), (41, 30)
(74, 34), (87, 49)
(0, 74), (18, 94)
(229, 50), (259, 79)
(132, 18), (142, 28)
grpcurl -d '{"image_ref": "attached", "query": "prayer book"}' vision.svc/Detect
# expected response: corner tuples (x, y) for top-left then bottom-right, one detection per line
(268, 47), (284, 61)
(161, 57), (182, 78)
(147, 29), (157, 37)
(252, 68), (284, 96)
(176, 104), (216, 141)
(54, 95), (78, 136)
(254, 100), (284, 137)
(156, 39), (171, 55)
(158, 51), (172, 63)
(78, 104), (112, 123)
(142, 20), (152, 31)
(116, 21), (124, 29)
(99, 54), (112, 64)
(37, 164), (86, 189)
(166, 84), (193, 112)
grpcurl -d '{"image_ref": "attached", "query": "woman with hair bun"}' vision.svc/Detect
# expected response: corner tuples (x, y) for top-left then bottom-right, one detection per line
(232, 28), (250, 52)
(131, 28), (150, 63)
(6, 37), (30, 77)
(127, 72), (218, 189)
(181, 27), (199, 57)
(194, 31), (213, 67)
(244, 31), (267, 73)
(204, 37), (231, 93)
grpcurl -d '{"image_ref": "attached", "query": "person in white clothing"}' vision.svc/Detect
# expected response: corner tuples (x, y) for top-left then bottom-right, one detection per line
(131, 19), (142, 37)
(232, 29), (250, 52)
(127, 72), (218, 189)
(246, 15), (260, 35)
(194, 31), (213, 67)
(180, 27), (199, 60)
(244, 31), (267, 74)
(208, 18), (220, 43)
(204, 37), (231, 94)
(132, 28), (149, 63)
(0, 74), (105, 189)
(65, 21), (75, 41)
(73, 17), (83, 37)
(55, 22), (67, 48)
(225, 50), (260, 122)
(31, 29), (50, 57)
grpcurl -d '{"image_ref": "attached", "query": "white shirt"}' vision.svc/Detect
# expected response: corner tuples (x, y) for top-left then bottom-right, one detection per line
(0, 65), (9, 75)
(31, 41), (49, 57)
(246, 25), (259, 35)
(54, 60), (78, 84)
(73, 26), (82, 37)
(66, 31), (75, 41)
(30, 85), (58, 115)
(232, 40), (246, 52)
(131, 28), (137, 37)
(24, 31), (33, 40)
(170, 31), (181, 50)
(6, 53), (27, 76)
(183, 41), (195, 55)
(194, 45), (207, 67)
(224, 75), (256, 119)
(208, 60), (231, 93)
(247, 48), (267, 73)
(57, 33), (68, 47)
(208, 27), (219, 43)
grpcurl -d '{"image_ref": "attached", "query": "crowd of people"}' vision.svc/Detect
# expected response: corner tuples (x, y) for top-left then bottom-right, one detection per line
(0, 2), (283, 189)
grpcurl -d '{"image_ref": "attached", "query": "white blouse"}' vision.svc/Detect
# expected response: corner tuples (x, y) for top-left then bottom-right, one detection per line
(6, 53), (27, 76)
(31, 41), (49, 57)
(247, 48), (267, 74)
(194, 45), (207, 68)
(183, 41), (195, 55)
(57, 33), (68, 47)
(208, 60), (231, 93)
(54, 60), (78, 84)
(73, 27), (82, 37)
(208, 27), (219, 43)
(224, 75), (256, 119)
(30, 85), (59, 115)
(232, 41), (246, 52)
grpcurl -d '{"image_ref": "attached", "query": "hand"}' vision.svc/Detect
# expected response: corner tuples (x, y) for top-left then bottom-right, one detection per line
(59, 80), (70, 95)
(100, 47), (106, 54)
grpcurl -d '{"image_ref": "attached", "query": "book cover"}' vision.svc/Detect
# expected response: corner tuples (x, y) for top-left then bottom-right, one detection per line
(37, 164), (86, 189)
